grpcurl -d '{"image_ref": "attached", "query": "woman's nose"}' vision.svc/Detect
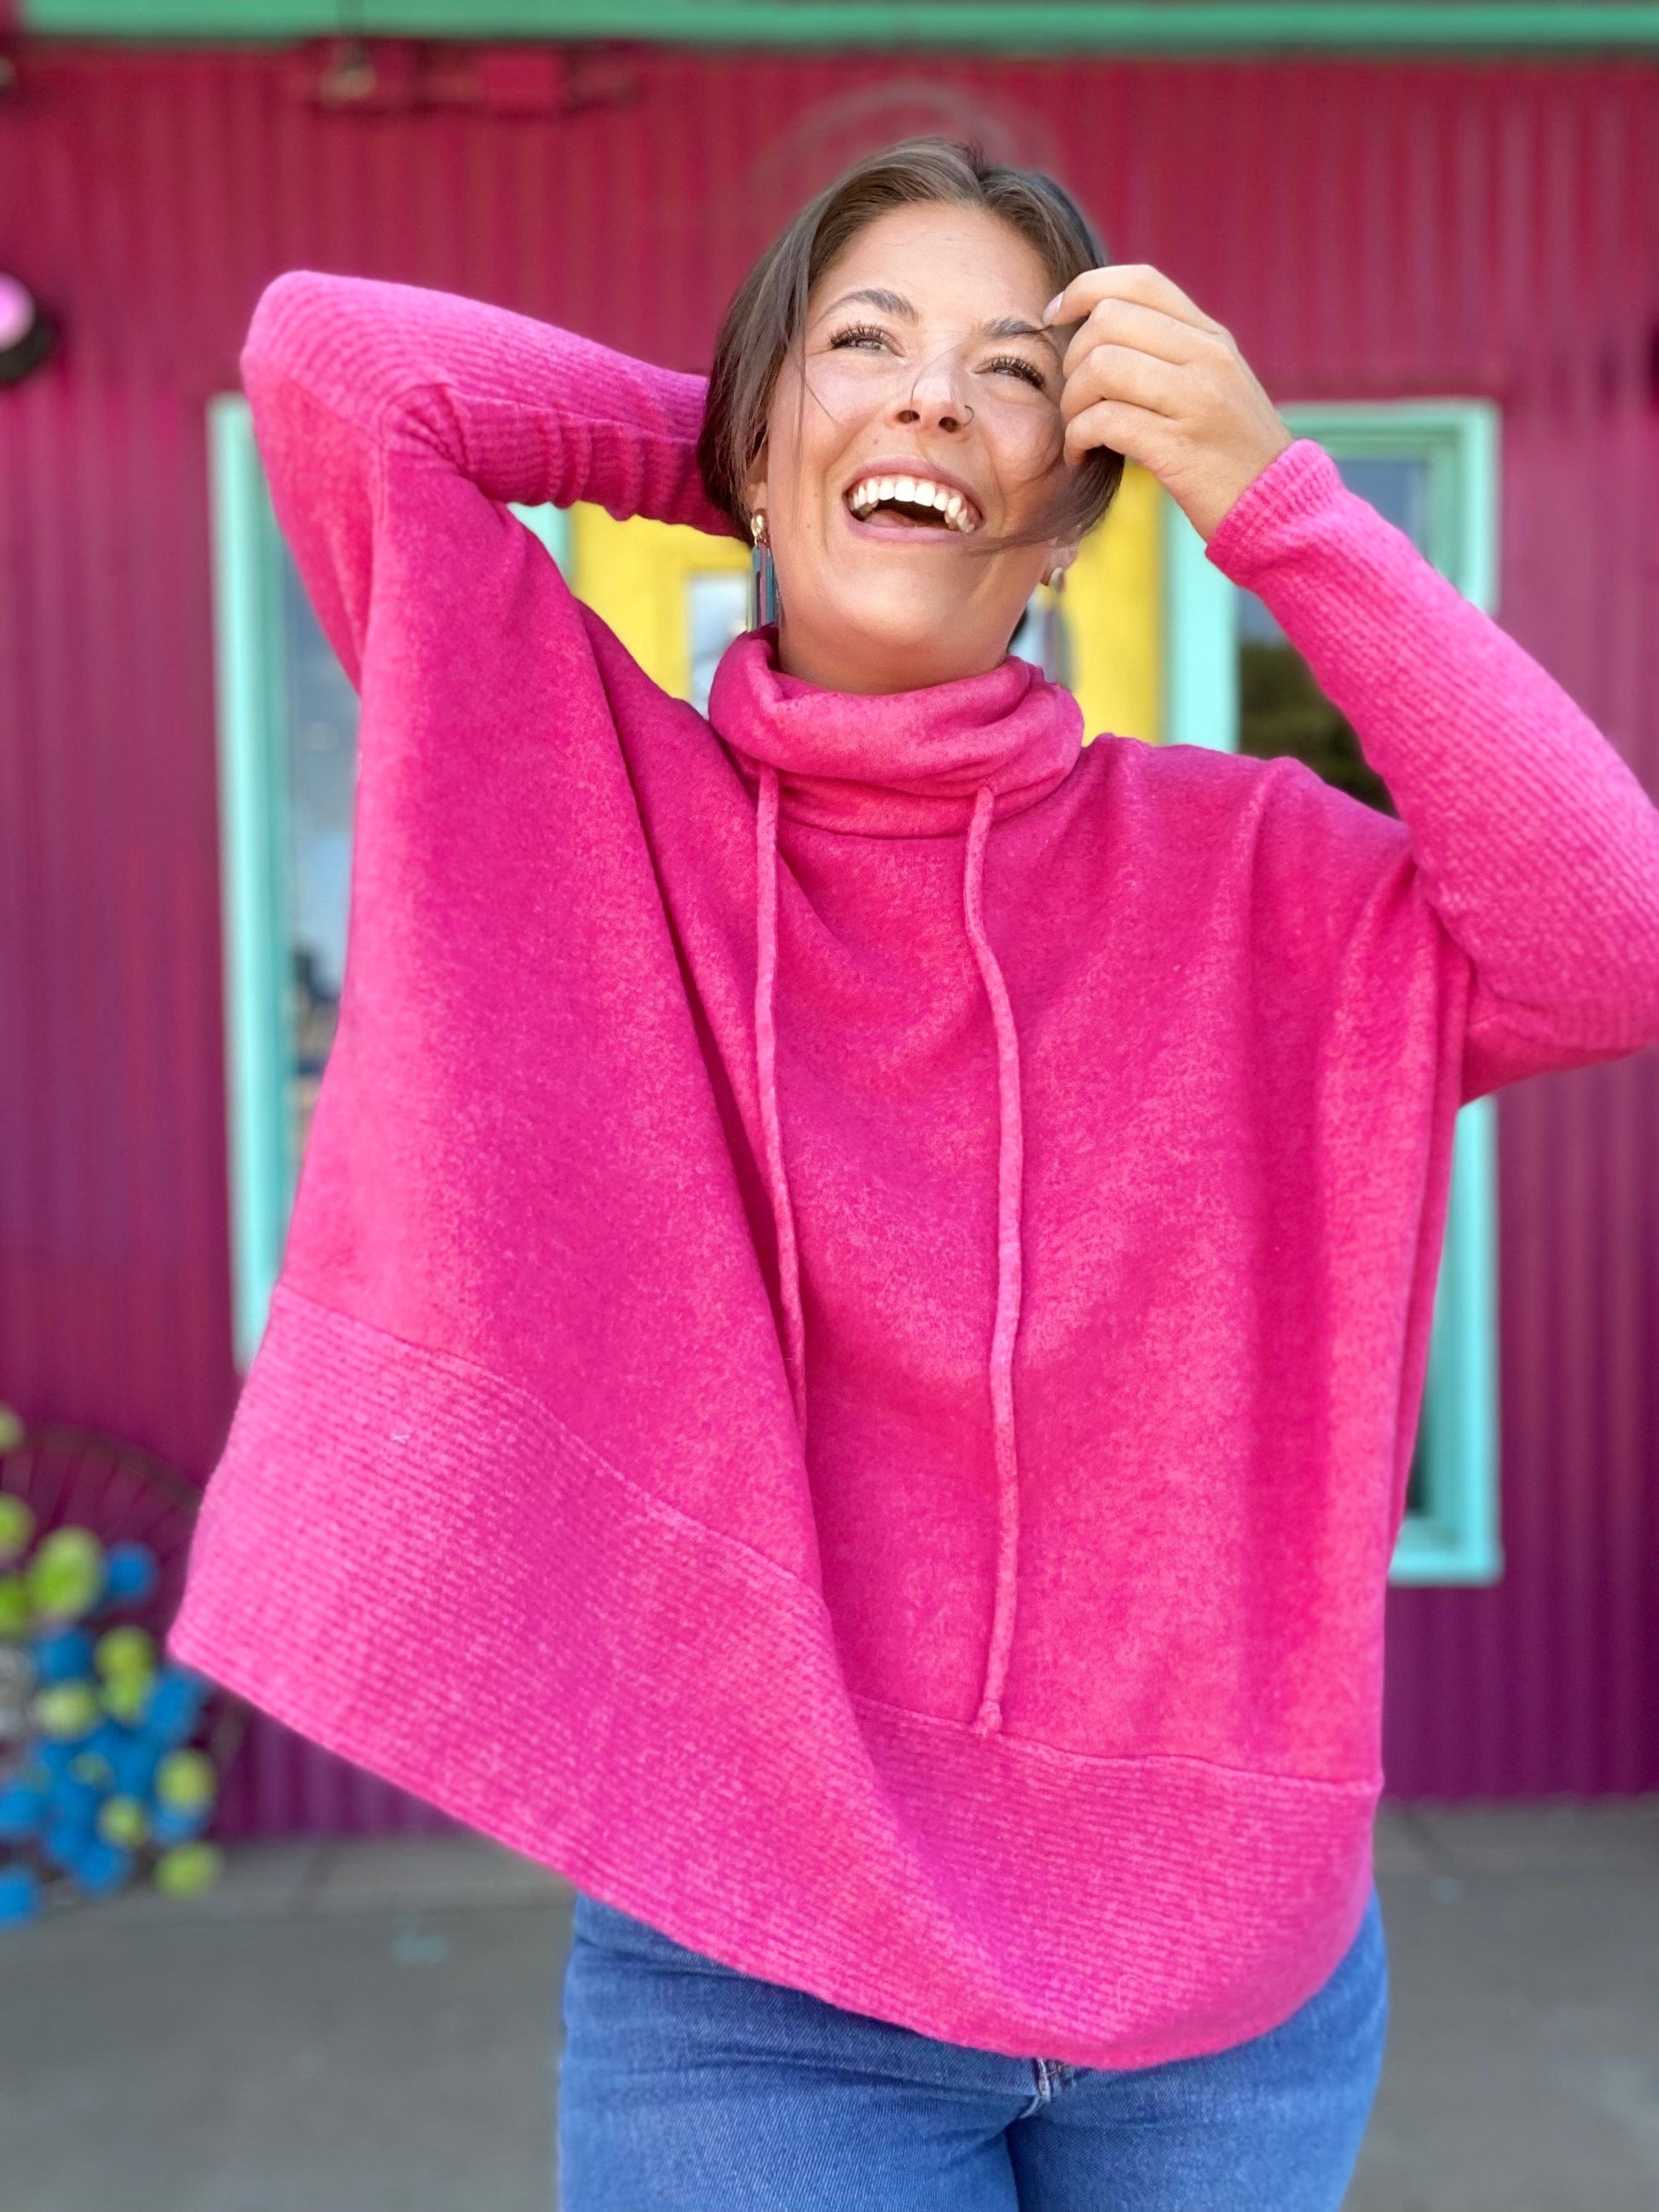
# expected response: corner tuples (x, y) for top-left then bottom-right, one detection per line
(893, 353), (974, 435)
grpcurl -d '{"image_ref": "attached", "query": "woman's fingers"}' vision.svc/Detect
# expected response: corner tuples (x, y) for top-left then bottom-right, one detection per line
(1058, 294), (1217, 384)
(1046, 259), (1294, 542)
(1044, 262), (1227, 343)
(1061, 396), (1171, 471)
(1059, 339), (1188, 425)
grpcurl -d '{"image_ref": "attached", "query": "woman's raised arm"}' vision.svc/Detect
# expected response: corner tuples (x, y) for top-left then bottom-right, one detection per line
(240, 269), (733, 685)
(1205, 438), (1659, 1101)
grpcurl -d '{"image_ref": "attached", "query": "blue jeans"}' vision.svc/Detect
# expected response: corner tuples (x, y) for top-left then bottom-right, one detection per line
(557, 1887), (1386, 2209)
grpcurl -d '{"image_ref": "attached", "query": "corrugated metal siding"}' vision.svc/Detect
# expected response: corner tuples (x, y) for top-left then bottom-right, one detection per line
(1, 44), (1655, 1825)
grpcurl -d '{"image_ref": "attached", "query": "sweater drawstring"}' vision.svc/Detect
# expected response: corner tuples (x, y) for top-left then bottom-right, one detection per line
(963, 783), (1026, 1738)
(754, 764), (807, 1436)
(752, 771), (1025, 1735)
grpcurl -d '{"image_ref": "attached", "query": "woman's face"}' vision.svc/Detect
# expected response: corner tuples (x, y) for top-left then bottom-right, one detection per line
(744, 202), (1078, 696)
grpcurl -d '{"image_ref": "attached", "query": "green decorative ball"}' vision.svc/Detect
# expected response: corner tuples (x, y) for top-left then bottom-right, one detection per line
(0, 1493), (34, 1565)
(0, 1573), (30, 1640)
(33, 1679), (101, 1740)
(97, 1795), (150, 1849)
(101, 1672), (151, 1724)
(153, 1841), (224, 1897)
(70, 1749), (115, 1790)
(27, 1528), (105, 1623)
(95, 1626), (157, 1681)
(154, 1748), (217, 1814)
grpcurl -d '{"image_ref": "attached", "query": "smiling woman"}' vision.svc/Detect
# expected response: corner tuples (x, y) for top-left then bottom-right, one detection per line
(172, 130), (1659, 2212)
(697, 141), (1124, 694)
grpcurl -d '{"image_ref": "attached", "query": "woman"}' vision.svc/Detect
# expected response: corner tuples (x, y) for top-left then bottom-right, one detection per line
(172, 141), (1659, 2208)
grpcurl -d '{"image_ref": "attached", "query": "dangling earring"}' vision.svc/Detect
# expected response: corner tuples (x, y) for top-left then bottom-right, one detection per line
(749, 511), (780, 630)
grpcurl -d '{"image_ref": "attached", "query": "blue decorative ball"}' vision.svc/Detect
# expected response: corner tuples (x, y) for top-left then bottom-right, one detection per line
(100, 1544), (159, 1608)
(42, 1813), (94, 1870)
(147, 1802), (208, 1846)
(0, 1864), (41, 1926)
(47, 1769), (104, 1828)
(106, 1725), (162, 1800)
(0, 1777), (44, 1840)
(31, 1626), (95, 1685)
(70, 1837), (135, 1897)
(142, 1668), (208, 1747)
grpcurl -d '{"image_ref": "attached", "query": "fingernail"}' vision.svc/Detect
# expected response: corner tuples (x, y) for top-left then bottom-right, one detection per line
(1043, 294), (1062, 322)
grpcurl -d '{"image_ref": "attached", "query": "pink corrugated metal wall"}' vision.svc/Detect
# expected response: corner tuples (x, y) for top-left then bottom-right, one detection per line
(2, 43), (1656, 1827)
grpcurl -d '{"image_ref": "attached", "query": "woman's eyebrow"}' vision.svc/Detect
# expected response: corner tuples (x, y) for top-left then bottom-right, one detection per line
(982, 315), (1061, 355)
(824, 286), (916, 320)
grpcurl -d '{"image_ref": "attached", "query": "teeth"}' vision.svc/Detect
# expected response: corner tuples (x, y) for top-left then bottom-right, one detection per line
(847, 474), (979, 532)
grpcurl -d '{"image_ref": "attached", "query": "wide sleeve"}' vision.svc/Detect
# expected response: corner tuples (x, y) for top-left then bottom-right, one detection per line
(240, 269), (735, 687)
(1205, 439), (1659, 1102)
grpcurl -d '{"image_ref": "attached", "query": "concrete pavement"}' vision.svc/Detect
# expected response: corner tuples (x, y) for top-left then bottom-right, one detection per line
(2, 1805), (1656, 2210)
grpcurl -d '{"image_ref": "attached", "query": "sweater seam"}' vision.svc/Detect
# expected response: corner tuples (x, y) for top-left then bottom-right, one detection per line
(256, 1285), (1383, 1806)
(267, 1279), (821, 1608)
(849, 1690), (1379, 1798)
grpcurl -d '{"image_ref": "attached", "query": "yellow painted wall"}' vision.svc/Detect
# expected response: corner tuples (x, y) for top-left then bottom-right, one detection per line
(569, 463), (1164, 742)
(569, 504), (749, 699)
(1065, 460), (1162, 746)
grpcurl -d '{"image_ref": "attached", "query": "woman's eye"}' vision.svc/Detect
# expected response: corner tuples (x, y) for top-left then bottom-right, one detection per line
(828, 323), (893, 353)
(983, 354), (1049, 391)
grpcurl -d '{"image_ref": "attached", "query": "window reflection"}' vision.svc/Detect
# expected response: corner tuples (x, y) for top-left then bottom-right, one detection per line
(1236, 453), (1433, 818)
(279, 549), (359, 1170)
(1009, 588), (1072, 688)
(687, 572), (750, 713)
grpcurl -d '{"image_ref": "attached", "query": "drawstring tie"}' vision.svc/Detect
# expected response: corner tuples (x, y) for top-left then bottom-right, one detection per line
(754, 765), (807, 1435)
(752, 771), (1027, 1737)
(962, 784), (1026, 1736)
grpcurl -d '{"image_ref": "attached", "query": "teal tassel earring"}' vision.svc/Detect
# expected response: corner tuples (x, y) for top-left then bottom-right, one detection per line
(749, 511), (779, 630)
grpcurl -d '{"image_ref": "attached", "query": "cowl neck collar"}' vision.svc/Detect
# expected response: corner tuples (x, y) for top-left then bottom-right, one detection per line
(707, 626), (1083, 838)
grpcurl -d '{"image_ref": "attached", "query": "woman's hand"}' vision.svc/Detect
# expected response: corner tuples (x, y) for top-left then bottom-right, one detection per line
(1043, 263), (1294, 544)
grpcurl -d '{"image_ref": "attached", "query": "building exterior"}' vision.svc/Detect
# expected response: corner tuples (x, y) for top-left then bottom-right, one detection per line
(3, 5), (1656, 1831)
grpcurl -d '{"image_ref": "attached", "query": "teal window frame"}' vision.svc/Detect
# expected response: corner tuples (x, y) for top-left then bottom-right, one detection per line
(208, 396), (292, 1372)
(1162, 400), (1502, 1585)
(30, 3), (1659, 53)
(211, 390), (1500, 1581)
(208, 393), (565, 1367)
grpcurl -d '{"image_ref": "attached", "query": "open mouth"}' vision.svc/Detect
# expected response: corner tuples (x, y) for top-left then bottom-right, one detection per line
(846, 472), (981, 534)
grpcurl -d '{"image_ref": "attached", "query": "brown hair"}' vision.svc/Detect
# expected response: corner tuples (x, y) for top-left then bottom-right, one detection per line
(696, 137), (1124, 551)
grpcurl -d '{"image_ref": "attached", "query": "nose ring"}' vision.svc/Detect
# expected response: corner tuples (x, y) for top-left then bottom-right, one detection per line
(906, 384), (973, 428)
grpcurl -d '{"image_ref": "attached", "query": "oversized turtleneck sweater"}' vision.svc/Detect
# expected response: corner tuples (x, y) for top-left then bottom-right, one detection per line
(171, 272), (1659, 2067)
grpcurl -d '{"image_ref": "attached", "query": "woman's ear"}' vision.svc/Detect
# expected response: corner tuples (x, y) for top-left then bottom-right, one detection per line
(1042, 540), (1080, 591)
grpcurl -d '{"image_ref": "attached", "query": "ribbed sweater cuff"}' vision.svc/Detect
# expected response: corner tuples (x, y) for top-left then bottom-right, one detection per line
(1202, 439), (1342, 582)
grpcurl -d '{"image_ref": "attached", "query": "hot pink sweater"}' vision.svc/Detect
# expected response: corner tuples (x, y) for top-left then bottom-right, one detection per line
(172, 274), (1659, 2065)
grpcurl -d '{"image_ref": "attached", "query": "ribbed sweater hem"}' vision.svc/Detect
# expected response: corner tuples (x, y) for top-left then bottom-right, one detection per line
(171, 1282), (1379, 2069)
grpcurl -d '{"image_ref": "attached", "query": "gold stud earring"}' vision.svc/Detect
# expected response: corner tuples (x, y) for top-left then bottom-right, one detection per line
(750, 511), (769, 548)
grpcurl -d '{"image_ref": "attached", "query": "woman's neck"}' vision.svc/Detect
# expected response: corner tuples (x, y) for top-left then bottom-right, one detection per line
(776, 615), (1008, 698)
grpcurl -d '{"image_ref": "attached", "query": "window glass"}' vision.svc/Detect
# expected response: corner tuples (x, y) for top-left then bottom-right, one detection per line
(279, 549), (359, 1169)
(1406, 1431), (1429, 1516)
(1009, 589), (1072, 689)
(686, 572), (750, 714)
(1236, 453), (1434, 818)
